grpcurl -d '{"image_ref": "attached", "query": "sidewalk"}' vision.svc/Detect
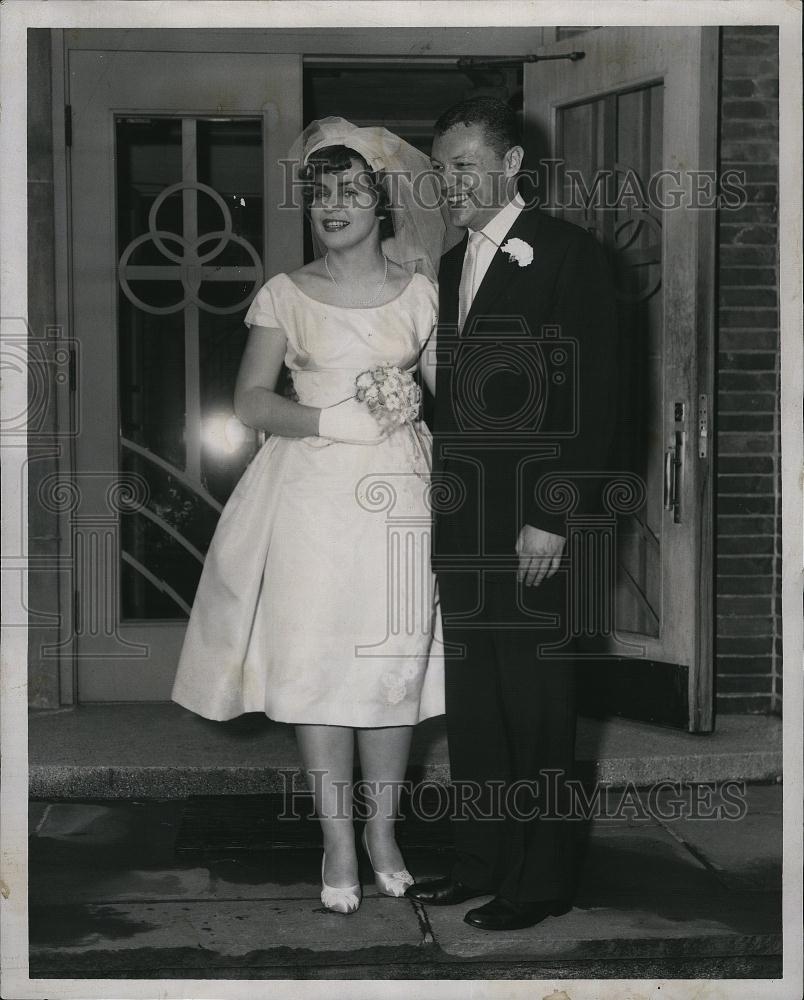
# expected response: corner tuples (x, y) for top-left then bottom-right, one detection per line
(29, 782), (782, 980)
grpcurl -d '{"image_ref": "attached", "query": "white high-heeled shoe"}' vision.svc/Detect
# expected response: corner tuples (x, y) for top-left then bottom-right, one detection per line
(361, 827), (414, 897)
(320, 853), (362, 914)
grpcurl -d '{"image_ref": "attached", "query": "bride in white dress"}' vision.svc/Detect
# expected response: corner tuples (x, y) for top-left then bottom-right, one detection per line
(171, 119), (445, 914)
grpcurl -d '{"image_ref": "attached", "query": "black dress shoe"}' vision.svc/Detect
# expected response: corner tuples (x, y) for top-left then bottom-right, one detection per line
(463, 896), (571, 930)
(404, 877), (490, 905)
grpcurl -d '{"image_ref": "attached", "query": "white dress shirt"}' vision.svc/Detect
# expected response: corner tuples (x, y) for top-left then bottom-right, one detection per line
(463, 190), (527, 303)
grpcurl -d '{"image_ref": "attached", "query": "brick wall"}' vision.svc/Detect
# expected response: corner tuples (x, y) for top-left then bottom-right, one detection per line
(716, 26), (781, 713)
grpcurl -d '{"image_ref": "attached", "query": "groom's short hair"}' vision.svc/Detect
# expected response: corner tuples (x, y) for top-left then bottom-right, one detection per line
(433, 96), (522, 158)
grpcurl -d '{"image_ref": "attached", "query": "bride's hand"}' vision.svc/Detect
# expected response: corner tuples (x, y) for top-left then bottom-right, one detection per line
(318, 397), (390, 445)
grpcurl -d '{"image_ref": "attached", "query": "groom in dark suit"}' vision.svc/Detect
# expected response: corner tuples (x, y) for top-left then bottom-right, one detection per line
(407, 97), (618, 929)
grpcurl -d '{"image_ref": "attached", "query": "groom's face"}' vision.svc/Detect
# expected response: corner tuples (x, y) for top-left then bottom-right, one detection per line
(430, 123), (518, 231)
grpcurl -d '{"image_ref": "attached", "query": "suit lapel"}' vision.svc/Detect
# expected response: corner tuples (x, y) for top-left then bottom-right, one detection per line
(462, 207), (543, 334)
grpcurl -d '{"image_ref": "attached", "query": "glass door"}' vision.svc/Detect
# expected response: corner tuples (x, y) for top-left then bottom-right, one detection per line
(524, 27), (718, 730)
(66, 49), (302, 700)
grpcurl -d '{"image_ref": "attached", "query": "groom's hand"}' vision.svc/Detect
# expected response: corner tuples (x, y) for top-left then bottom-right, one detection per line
(516, 525), (566, 587)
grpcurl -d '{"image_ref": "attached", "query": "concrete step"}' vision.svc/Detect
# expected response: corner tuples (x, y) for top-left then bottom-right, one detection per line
(27, 786), (784, 980)
(29, 704), (783, 798)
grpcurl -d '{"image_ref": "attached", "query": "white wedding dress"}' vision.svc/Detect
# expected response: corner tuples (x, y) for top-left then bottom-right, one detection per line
(171, 272), (445, 726)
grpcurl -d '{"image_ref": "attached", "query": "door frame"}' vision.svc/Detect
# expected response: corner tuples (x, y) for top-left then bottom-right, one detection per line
(49, 26), (715, 720)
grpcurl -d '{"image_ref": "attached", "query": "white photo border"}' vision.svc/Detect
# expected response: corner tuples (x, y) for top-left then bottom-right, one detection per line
(1, 2), (801, 999)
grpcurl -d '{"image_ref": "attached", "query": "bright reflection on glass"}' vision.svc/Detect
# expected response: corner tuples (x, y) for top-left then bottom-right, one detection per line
(202, 412), (254, 456)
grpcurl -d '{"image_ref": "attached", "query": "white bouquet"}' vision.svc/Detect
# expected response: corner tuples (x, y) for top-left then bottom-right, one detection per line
(354, 364), (422, 430)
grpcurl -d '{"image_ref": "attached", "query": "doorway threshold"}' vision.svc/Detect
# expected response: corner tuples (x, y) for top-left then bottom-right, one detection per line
(29, 704), (782, 799)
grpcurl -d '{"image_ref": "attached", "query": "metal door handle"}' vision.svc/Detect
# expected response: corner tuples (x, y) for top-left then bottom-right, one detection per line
(663, 432), (683, 522)
(663, 448), (674, 511)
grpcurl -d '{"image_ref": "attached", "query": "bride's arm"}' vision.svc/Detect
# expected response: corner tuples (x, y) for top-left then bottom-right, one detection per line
(418, 324), (437, 398)
(233, 325), (320, 437)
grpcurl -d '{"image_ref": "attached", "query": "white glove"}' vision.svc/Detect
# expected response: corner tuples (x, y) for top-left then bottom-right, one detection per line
(318, 397), (388, 445)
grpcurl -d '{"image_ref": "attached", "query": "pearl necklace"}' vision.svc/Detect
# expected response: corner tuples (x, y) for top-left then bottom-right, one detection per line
(324, 252), (389, 306)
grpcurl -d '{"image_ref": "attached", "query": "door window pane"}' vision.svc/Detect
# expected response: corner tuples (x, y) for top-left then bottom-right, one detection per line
(557, 83), (664, 638)
(116, 117), (264, 620)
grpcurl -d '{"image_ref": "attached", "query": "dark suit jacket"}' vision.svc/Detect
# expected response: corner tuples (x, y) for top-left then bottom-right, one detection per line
(431, 205), (619, 574)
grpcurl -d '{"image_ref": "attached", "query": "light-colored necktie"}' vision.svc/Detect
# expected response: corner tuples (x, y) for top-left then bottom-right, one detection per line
(458, 230), (484, 332)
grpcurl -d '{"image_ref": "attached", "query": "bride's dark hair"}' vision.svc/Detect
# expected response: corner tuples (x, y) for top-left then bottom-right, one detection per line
(300, 144), (395, 240)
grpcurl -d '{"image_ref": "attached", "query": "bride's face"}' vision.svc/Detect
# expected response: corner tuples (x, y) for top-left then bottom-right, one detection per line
(309, 160), (382, 252)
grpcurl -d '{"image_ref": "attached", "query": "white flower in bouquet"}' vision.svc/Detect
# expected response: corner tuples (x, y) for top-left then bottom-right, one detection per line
(354, 363), (422, 429)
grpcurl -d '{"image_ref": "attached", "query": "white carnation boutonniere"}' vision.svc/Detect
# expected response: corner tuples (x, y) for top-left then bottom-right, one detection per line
(500, 237), (534, 267)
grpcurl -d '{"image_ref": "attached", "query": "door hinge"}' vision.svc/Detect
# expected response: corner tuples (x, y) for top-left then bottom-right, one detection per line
(64, 105), (72, 148)
(698, 393), (709, 458)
